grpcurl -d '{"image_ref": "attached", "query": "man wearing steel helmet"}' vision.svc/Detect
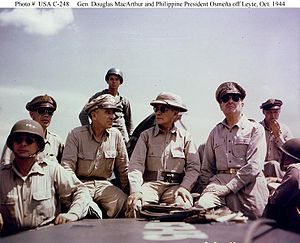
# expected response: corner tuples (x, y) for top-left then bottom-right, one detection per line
(259, 98), (293, 186)
(79, 67), (133, 143)
(62, 94), (129, 218)
(196, 82), (269, 219)
(126, 92), (200, 217)
(1, 94), (64, 164)
(266, 138), (300, 233)
(0, 120), (91, 236)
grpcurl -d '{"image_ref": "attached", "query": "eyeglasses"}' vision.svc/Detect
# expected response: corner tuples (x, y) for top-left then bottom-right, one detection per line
(36, 108), (54, 116)
(220, 94), (241, 103)
(14, 135), (36, 145)
(153, 105), (169, 113)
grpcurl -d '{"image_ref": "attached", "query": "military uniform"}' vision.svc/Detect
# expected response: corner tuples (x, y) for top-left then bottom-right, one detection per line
(197, 82), (269, 219)
(63, 94), (129, 218)
(79, 68), (133, 142)
(0, 158), (90, 234)
(0, 119), (90, 235)
(128, 92), (200, 209)
(259, 99), (293, 178)
(1, 130), (64, 164)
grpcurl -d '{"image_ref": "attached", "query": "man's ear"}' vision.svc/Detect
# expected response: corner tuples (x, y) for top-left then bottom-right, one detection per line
(29, 111), (34, 119)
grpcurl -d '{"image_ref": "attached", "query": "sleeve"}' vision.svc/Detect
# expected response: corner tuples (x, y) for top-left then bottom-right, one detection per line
(79, 106), (90, 126)
(180, 134), (200, 191)
(114, 131), (129, 190)
(269, 166), (300, 207)
(61, 130), (79, 173)
(123, 98), (134, 137)
(226, 124), (267, 193)
(200, 130), (217, 187)
(54, 164), (91, 219)
(128, 131), (148, 194)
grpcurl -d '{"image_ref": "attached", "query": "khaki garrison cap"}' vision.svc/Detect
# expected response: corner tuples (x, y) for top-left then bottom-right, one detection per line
(84, 94), (119, 114)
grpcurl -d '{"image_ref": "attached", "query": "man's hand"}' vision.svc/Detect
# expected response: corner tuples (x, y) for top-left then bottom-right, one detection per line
(54, 213), (78, 225)
(269, 120), (281, 138)
(174, 186), (193, 207)
(127, 192), (143, 210)
(0, 213), (3, 232)
(203, 184), (231, 197)
(266, 176), (282, 184)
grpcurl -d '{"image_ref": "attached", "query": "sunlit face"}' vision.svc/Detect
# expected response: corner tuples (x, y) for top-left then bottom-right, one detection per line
(30, 107), (54, 130)
(91, 108), (115, 129)
(107, 74), (121, 90)
(153, 105), (178, 129)
(12, 133), (39, 159)
(219, 94), (244, 116)
(263, 109), (281, 123)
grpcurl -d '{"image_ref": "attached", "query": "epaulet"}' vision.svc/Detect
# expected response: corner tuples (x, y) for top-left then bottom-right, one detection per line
(1, 163), (12, 170)
(38, 156), (58, 166)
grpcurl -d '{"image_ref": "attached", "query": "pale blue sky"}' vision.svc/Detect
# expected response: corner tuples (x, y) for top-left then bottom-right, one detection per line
(0, 8), (299, 150)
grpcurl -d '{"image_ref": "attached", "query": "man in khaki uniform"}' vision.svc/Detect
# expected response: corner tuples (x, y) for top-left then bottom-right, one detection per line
(1, 94), (64, 164)
(62, 94), (129, 218)
(196, 82), (269, 219)
(0, 120), (90, 236)
(259, 99), (293, 183)
(79, 68), (133, 143)
(127, 92), (200, 217)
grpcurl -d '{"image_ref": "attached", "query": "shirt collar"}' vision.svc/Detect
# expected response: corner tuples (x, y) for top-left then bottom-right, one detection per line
(220, 113), (247, 129)
(88, 124), (110, 141)
(153, 124), (178, 136)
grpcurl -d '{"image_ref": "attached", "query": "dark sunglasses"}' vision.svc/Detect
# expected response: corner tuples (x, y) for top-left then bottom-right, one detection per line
(14, 136), (36, 145)
(153, 105), (169, 113)
(36, 108), (54, 116)
(220, 94), (241, 103)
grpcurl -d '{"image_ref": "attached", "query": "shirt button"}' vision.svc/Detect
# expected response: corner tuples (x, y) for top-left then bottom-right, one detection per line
(229, 161), (231, 163)
(229, 151), (231, 153)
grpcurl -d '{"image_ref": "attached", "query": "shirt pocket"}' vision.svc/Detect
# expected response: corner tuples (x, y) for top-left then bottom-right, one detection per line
(103, 150), (117, 173)
(77, 152), (95, 176)
(32, 190), (54, 225)
(213, 138), (226, 162)
(232, 137), (250, 159)
(170, 149), (186, 172)
(147, 145), (164, 171)
(1, 194), (18, 221)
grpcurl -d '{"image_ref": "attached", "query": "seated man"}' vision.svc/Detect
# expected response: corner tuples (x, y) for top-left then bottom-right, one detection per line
(127, 92), (200, 217)
(62, 94), (129, 218)
(196, 82), (269, 219)
(0, 120), (90, 236)
(259, 98), (293, 190)
(266, 138), (300, 233)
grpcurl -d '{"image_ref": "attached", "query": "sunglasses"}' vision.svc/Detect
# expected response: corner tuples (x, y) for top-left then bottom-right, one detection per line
(36, 108), (54, 116)
(153, 105), (169, 113)
(220, 94), (241, 103)
(14, 135), (36, 145)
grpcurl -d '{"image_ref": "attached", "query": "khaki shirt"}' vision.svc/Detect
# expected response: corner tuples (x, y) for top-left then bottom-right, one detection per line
(260, 120), (293, 162)
(1, 130), (64, 164)
(128, 124), (200, 194)
(61, 125), (128, 190)
(201, 115), (267, 193)
(0, 158), (90, 233)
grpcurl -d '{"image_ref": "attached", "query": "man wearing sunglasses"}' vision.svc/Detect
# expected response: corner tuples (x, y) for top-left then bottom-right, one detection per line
(259, 99), (293, 188)
(196, 82), (269, 219)
(1, 94), (64, 164)
(127, 92), (200, 217)
(62, 94), (129, 218)
(0, 119), (91, 235)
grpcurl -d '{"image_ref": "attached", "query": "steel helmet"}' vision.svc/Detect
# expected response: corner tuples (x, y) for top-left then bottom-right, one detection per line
(6, 119), (45, 152)
(105, 68), (124, 84)
(280, 138), (300, 161)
